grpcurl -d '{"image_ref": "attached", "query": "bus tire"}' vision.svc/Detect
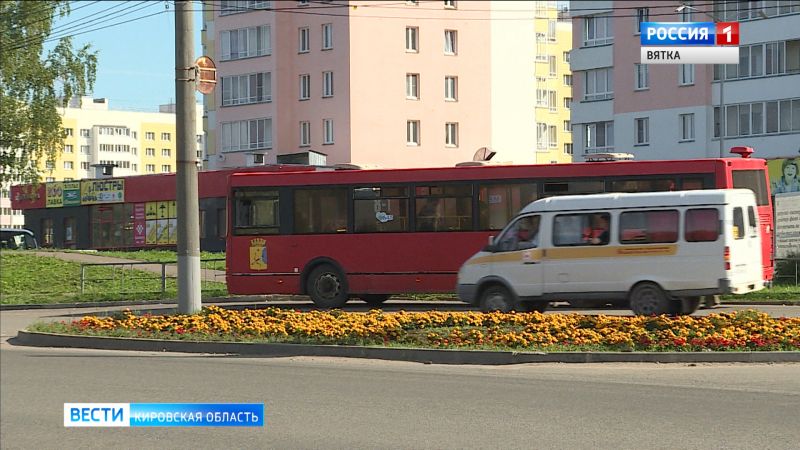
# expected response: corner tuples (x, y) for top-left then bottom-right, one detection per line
(361, 294), (391, 307)
(306, 264), (349, 308)
(678, 297), (702, 315)
(480, 285), (516, 313)
(629, 282), (671, 316)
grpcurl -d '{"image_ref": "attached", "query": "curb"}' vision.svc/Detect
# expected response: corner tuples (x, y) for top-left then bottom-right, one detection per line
(14, 331), (800, 365)
(0, 296), (273, 311)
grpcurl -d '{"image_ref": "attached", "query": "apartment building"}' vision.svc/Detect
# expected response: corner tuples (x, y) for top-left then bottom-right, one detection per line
(570, 1), (800, 160)
(0, 97), (204, 228)
(203, 0), (573, 169)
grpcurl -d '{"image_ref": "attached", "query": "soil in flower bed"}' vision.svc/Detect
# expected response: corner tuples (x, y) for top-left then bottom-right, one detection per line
(29, 306), (800, 352)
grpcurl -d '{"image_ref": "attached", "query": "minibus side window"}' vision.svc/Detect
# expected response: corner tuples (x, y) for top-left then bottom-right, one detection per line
(495, 215), (540, 252)
(619, 210), (678, 244)
(732, 207), (745, 240)
(685, 208), (720, 242)
(553, 213), (610, 246)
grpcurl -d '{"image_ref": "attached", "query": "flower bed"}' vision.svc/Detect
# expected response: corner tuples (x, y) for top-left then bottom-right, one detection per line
(35, 306), (800, 352)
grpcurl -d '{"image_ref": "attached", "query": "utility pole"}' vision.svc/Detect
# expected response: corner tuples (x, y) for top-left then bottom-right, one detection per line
(175, 0), (201, 314)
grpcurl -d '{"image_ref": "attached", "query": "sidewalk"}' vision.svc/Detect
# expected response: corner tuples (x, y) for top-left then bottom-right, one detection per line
(31, 251), (225, 284)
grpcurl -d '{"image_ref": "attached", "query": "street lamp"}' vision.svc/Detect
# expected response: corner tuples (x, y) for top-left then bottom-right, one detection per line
(676, 3), (725, 158)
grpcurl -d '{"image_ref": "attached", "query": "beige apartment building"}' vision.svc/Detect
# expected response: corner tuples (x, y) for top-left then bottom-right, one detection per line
(202, 0), (573, 169)
(0, 97), (204, 229)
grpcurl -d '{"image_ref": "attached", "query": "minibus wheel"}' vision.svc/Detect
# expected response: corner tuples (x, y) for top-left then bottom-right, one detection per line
(629, 282), (670, 315)
(678, 297), (701, 315)
(480, 285), (516, 313)
(360, 294), (391, 307)
(306, 264), (349, 308)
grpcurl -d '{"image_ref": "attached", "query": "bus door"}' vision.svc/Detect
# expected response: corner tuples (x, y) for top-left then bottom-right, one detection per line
(490, 215), (544, 297)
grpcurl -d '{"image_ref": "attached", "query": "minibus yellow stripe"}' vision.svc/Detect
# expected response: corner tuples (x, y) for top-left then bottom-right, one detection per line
(464, 245), (677, 265)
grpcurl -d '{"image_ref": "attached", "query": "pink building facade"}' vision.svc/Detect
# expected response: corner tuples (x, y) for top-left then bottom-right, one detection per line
(204, 1), (566, 169)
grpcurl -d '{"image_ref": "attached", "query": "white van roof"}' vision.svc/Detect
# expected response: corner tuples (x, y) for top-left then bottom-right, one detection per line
(520, 189), (756, 214)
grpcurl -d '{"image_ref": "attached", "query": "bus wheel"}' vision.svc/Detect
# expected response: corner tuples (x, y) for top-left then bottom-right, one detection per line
(306, 264), (349, 308)
(629, 282), (670, 315)
(480, 285), (516, 313)
(361, 294), (391, 307)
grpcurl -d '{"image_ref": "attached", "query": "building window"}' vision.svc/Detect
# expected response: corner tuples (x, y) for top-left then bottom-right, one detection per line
(161, 165), (171, 173)
(81, 162), (89, 170)
(221, 72), (272, 106)
(548, 126), (557, 147)
(583, 15), (613, 47)
(132, 164), (137, 171)
(679, 2), (693, 21)
(161, 132), (171, 141)
(679, 113), (695, 141)
(41, 218), (53, 247)
(64, 161), (73, 170)
(536, 123), (548, 149)
(220, 0), (270, 15)
(145, 132), (155, 140)
(64, 128), (73, 137)
(406, 26), (418, 52)
(323, 119), (334, 144)
(406, 73), (419, 99)
(80, 128), (90, 137)
(635, 64), (648, 90)
(444, 30), (457, 55)
(299, 27), (310, 53)
(80, 145), (89, 154)
(300, 121), (311, 146)
(146, 148), (155, 156)
(548, 19), (556, 41)
(46, 177), (55, 182)
(584, 68), (613, 101)
(220, 25), (271, 61)
(162, 149), (171, 157)
(45, 161), (54, 169)
(563, 51), (570, 62)
(679, 64), (695, 85)
(444, 0), (456, 8)
(221, 118), (273, 151)
(444, 76), (457, 101)
(146, 164), (155, 173)
(445, 122), (458, 147)
(64, 144), (73, 153)
(322, 23), (333, 49)
(564, 143), (573, 155)
(549, 55), (557, 76)
(563, 74), (573, 86)
(564, 97), (572, 109)
(407, 120), (420, 145)
(322, 71), (334, 97)
(635, 8), (649, 34)
(585, 121), (614, 152)
(299, 74), (310, 100)
(564, 120), (571, 132)
(635, 118), (649, 145)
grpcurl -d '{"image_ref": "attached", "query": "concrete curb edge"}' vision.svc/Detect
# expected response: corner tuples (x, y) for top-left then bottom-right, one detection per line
(15, 331), (800, 365)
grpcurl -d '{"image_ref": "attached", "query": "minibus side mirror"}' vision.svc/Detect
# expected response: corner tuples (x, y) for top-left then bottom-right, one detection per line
(483, 235), (496, 252)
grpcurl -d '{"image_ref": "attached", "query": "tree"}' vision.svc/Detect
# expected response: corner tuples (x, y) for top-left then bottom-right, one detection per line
(0, 1), (97, 184)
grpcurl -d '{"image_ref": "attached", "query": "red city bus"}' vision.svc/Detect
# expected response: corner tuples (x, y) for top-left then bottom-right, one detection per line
(226, 156), (773, 307)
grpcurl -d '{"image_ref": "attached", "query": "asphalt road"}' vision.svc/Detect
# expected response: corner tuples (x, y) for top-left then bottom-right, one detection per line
(1, 304), (800, 449)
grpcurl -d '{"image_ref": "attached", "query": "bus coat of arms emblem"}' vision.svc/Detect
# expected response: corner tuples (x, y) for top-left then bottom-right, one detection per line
(249, 238), (268, 270)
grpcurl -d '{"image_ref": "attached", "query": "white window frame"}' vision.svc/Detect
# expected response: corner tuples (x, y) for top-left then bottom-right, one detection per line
(323, 119), (334, 144)
(299, 27), (310, 53)
(444, 76), (457, 101)
(322, 71), (334, 97)
(221, 72), (272, 106)
(146, 164), (155, 173)
(299, 74), (311, 100)
(220, 25), (271, 61)
(635, 63), (648, 90)
(406, 73), (419, 99)
(407, 120), (420, 146)
(548, 125), (558, 148)
(444, 30), (457, 55)
(584, 68), (613, 101)
(635, 117), (650, 145)
(162, 165), (171, 173)
(300, 121), (311, 147)
(679, 64), (695, 85)
(635, 8), (649, 34)
(536, 123), (548, 149)
(679, 113), (696, 142)
(444, 0), (456, 8)
(161, 132), (171, 141)
(445, 122), (458, 147)
(64, 144), (73, 153)
(221, 118), (273, 152)
(585, 121), (614, 152)
(406, 26), (418, 52)
(322, 23), (333, 50)
(583, 15), (613, 47)
(563, 74), (573, 86)
(64, 161), (73, 170)
(564, 120), (571, 132)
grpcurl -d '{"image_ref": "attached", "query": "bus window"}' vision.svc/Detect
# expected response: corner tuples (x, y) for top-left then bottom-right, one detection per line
(233, 189), (280, 235)
(733, 207), (745, 240)
(609, 179), (675, 193)
(619, 210), (678, 243)
(354, 186), (409, 233)
(543, 180), (604, 197)
(477, 183), (538, 230)
(685, 208), (720, 242)
(414, 184), (472, 232)
(295, 188), (347, 234)
(682, 177), (705, 190)
(553, 213), (610, 246)
(748, 206), (758, 237)
(732, 170), (769, 206)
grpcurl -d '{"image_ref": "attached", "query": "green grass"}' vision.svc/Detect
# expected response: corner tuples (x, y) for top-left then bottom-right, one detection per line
(0, 252), (227, 305)
(721, 283), (800, 302)
(76, 249), (226, 270)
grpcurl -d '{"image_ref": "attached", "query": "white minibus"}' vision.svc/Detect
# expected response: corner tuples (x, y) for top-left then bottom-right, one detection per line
(456, 189), (765, 315)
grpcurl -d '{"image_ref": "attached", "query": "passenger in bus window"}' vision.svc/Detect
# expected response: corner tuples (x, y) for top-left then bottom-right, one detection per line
(417, 198), (443, 231)
(585, 213), (609, 245)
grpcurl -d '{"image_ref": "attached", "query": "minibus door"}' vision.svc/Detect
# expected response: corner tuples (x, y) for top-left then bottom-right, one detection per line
(491, 215), (544, 297)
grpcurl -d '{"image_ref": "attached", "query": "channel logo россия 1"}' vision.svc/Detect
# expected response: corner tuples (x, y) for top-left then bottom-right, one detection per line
(640, 22), (739, 64)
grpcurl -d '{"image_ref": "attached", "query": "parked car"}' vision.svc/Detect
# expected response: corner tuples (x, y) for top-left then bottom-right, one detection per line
(0, 228), (39, 250)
